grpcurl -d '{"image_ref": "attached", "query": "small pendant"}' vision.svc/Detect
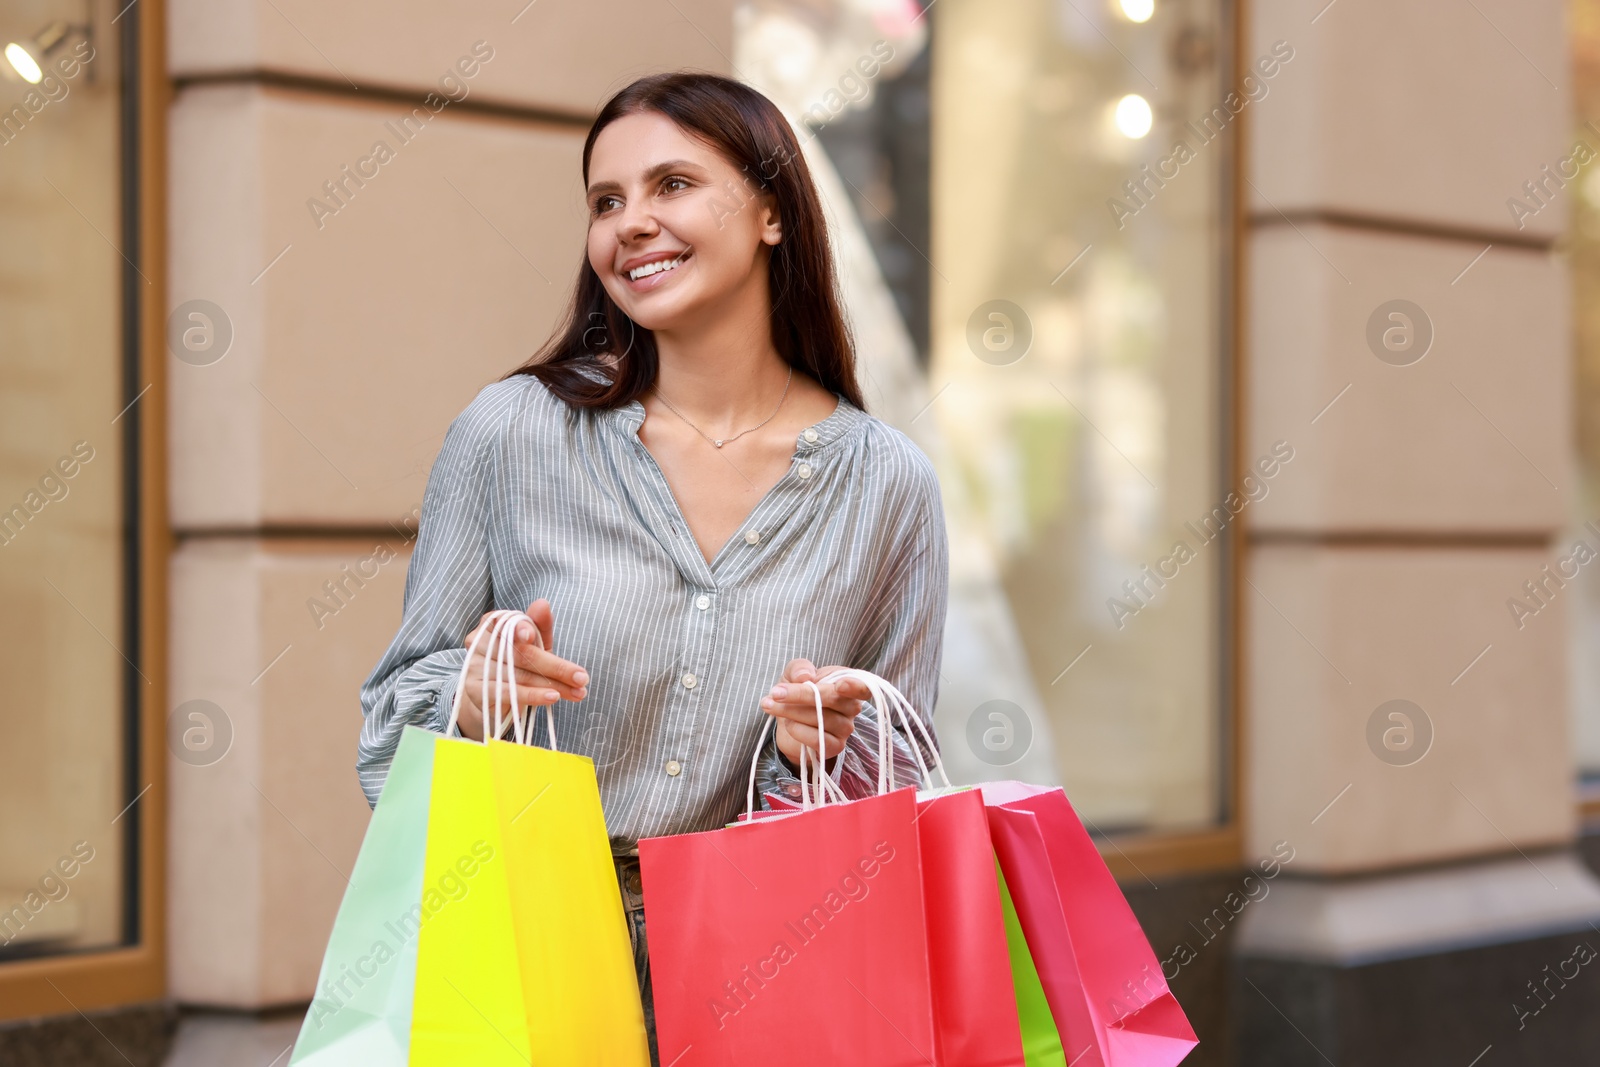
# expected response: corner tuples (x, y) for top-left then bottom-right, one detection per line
(714, 440), (724, 448)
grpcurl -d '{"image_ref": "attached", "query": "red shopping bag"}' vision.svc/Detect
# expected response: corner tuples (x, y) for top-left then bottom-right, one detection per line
(912, 785), (1027, 1067)
(981, 781), (1198, 1067)
(638, 787), (937, 1066)
(659, 671), (1028, 1067)
(817, 667), (1027, 1067)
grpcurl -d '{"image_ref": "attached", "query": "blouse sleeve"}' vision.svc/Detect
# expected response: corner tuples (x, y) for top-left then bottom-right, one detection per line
(355, 392), (501, 808)
(753, 452), (950, 807)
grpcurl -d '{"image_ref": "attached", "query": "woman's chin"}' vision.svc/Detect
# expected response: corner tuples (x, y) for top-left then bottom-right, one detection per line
(617, 292), (705, 334)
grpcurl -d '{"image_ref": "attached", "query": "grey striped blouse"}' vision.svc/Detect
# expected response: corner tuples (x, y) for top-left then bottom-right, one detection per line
(357, 370), (949, 854)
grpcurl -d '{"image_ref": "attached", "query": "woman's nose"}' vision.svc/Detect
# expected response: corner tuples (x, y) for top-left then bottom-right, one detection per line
(617, 197), (659, 241)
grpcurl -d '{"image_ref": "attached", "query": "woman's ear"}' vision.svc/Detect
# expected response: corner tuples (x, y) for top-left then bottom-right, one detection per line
(759, 193), (783, 246)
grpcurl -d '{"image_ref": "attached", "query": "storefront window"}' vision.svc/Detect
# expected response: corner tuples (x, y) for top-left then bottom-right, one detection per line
(0, 1), (135, 959)
(738, 0), (1231, 833)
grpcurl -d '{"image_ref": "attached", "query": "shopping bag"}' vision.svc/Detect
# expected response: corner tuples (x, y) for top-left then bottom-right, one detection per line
(995, 861), (1069, 1067)
(640, 675), (937, 1066)
(291, 609), (649, 1066)
(982, 781), (1198, 1067)
(290, 725), (435, 1065)
(834, 668), (1027, 1067)
(415, 608), (648, 1065)
(409, 725), (532, 1064)
(643, 670), (1031, 1066)
(488, 721), (647, 1060)
(912, 784), (1028, 1067)
(639, 785), (933, 1066)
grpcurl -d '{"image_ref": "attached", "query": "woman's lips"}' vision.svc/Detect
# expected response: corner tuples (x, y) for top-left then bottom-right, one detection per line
(623, 250), (691, 291)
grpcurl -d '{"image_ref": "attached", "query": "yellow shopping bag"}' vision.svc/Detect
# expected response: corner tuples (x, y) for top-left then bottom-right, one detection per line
(492, 738), (648, 1062)
(411, 608), (650, 1066)
(411, 733), (532, 1064)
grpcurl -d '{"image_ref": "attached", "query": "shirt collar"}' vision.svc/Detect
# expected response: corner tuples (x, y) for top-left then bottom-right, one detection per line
(793, 393), (866, 451)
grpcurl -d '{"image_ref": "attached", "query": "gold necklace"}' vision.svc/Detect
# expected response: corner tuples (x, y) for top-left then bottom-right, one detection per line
(652, 366), (794, 448)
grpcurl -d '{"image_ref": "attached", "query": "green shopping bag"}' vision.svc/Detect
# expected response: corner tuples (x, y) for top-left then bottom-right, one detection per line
(290, 727), (436, 1064)
(998, 860), (1070, 1067)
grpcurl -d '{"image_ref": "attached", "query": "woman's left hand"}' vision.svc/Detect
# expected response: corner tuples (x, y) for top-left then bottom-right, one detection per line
(761, 658), (871, 766)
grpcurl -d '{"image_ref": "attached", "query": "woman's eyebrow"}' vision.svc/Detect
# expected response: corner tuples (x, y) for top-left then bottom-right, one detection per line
(586, 158), (707, 197)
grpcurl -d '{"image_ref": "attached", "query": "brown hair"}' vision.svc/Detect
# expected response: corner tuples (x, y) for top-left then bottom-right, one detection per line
(502, 71), (864, 411)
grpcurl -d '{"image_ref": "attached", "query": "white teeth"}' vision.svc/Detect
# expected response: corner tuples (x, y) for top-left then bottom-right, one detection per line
(627, 256), (684, 282)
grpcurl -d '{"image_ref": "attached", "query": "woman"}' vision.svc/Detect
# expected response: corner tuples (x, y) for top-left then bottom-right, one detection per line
(357, 71), (948, 1063)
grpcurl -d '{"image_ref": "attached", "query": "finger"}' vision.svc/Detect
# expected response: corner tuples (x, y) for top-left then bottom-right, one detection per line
(761, 698), (858, 734)
(761, 700), (855, 738)
(515, 642), (589, 694)
(524, 598), (555, 653)
(762, 683), (862, 720)
(510, 615), (540, 654)
(769, 708), (855, 739)
(470, 662), (579, 706)
(835, 677), (873, 702)
(767, 677), (866, 713)
(783, 657), (817, 684)
(504, 666), (581, 704)
(802, 666), (867, 700)
(812, 671), (872, 703)
(783, 721), (849, 760)
(817, 680), (867, 713)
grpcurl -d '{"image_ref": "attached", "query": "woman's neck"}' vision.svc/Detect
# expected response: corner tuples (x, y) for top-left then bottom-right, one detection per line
(649, 266), (792, 427)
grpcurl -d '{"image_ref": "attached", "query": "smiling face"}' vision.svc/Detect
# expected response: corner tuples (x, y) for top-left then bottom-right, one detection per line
(584, 110), (783, 334)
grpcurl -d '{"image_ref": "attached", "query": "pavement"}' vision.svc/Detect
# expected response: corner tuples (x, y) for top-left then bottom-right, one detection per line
(161, 1009), (306, 1067)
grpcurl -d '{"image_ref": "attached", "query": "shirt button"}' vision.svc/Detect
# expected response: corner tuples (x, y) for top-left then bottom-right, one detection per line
(665, 759), (683, 776)
(797, 463), (813, 480)
(743, 529), (761, 545)
(695, 594), (711, 610)
(803, 429), (819, 444)
(785, 782), (802, 797)
(681, 672), (698, 689)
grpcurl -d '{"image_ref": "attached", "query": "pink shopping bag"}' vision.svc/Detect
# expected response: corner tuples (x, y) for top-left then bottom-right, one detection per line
(981, 781), (1198, 1067)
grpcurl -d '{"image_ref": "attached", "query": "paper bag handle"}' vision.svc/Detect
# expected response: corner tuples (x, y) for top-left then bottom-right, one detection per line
(815, 667), (950, 795)
(445, 608), (559, 749)
(743, 681), (848, 819)
(740, 668), (950, 817)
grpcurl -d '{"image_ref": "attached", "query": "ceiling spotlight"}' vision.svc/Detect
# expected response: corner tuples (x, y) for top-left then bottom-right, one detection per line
(4, 42), (42, 83)
(5, 21), (88, 84)
(1119, 0), (1155, 23)
(1114, 94), (1153, 139)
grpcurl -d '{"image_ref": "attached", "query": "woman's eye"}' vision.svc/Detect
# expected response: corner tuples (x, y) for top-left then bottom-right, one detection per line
(661, 176), (691, 194)
(591, 195), (620, 216)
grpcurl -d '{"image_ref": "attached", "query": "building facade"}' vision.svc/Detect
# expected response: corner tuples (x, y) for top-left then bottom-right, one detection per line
(1, 0), (1596, 1063)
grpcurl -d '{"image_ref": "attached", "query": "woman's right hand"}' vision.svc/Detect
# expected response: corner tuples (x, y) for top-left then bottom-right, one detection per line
(454, 598), (589, 741)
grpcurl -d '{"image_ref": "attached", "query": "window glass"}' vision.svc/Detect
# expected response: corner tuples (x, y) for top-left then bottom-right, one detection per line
(738, 0), (1230, 833)
(0, 3), (132, 958)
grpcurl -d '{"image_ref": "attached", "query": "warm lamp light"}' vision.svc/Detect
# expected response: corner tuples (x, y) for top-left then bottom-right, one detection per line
(1114, 94), (1153, 139)
(4, 20), (85, 84)
(1119, 0), (1155, 23)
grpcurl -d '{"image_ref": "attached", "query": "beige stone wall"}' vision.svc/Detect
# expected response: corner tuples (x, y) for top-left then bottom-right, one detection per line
(168, 538), (413, 1004)
(1243, 0), (1577, 872)
(164, 0), (735, 1007)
